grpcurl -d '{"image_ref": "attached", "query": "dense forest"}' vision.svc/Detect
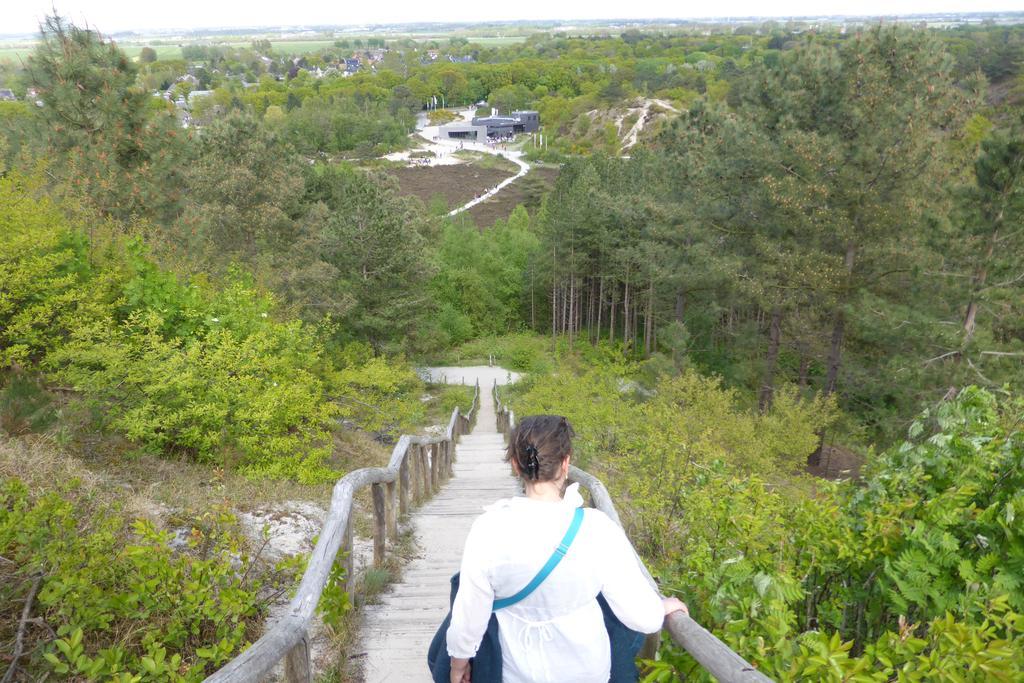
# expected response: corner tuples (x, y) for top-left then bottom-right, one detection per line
(1, 13), (1023, 681)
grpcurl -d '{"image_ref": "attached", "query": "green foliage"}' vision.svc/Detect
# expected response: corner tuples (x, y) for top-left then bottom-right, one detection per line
(638, 387), (1024, 681)
(25, 15), (185, 221)
(317, 559), (352, 631)
(0, 478), (290, 680)
(171, 109), (318, 306)
(849, 388), (1024, 623)
(446, 333), (554, 374)
(331, 342), (425, 438)
(429, 385), (477, 425)
(0, 174), (120, 367)
(307, 163), (434, 349)
(278, 98), (412, 156)
(515, 359), (833, 477)
(0, 371), (58, 435)
(48, 310), (338, 482)
(0, 175), (342, 482)
(430, 210), (540, 344)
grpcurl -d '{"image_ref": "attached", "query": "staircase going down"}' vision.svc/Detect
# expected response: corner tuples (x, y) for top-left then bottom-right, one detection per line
(357, 386), (518, 682)
(204, 369), (771, 683)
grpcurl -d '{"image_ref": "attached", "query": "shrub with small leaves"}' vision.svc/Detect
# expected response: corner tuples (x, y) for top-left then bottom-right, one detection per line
(0, 477), (297, 681)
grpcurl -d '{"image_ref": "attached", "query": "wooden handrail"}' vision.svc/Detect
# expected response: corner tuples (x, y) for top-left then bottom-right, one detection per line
(205, 380), (480, 683)
(492, 381), (772, 683)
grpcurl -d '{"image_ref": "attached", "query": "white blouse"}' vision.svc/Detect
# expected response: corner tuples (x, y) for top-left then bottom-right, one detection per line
(446, 484), (664, 683)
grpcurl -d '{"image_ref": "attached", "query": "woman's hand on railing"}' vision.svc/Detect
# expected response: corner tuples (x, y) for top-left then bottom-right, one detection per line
(663, 597), (688, 617)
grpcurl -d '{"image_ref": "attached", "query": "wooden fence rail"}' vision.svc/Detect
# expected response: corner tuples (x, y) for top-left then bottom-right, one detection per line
(205, 382), (480, 683)
(493, 381), (773, 683)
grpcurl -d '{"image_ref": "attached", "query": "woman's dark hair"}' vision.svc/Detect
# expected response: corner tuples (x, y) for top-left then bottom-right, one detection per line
(506, 415), (575, 482)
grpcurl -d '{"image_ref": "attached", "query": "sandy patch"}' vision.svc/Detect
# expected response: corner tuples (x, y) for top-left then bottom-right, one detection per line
(419, 366), (521, 386)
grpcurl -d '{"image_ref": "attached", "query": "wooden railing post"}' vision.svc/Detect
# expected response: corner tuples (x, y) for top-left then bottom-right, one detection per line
(430, 443), (440, 492)
(399, 451), (410, 516)
(421, 445), (431, 494)
(372, 483), (386, 568)
(284, 633), (311, 683)
(385, 480), (398, 541)
(411, 445), (422, 504)
(342, 515), (355, 595)
(438, 442), (447, 483)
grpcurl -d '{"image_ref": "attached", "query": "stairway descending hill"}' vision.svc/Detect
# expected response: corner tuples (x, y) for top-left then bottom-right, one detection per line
(358, 387), (518, 682)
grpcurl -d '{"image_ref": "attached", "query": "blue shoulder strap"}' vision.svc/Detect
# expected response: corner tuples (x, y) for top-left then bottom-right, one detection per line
(492, 506), (584, 610)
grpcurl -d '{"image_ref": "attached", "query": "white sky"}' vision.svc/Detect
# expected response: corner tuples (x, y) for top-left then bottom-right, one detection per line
(4, 0), (1022, 35)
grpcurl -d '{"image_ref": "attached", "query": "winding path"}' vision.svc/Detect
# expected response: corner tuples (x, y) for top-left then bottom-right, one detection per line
(411, 107), (533, 217)
(357, 367), (519, 682)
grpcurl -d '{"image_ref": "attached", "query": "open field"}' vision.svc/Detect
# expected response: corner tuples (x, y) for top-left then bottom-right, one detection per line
(386, 163), (514, 212)
(0, 46), (34, 63)
(0, 43), (184, 62)
(240, 39), (337, 53)
(467, 165), (559, 226)
(0, 34), (526, 64)
(406, 35), (527, 45)
(452, 149), (521, 173)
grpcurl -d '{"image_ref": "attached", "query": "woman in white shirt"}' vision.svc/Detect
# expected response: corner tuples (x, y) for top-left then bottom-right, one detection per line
(446, 415), (687, 683)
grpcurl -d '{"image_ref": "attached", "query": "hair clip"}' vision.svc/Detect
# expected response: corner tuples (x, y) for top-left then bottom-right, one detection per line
(523, 443), (540, 479)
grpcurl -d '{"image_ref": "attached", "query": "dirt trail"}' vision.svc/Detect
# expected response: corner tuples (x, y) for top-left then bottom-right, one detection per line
(619, 98), (680, 151)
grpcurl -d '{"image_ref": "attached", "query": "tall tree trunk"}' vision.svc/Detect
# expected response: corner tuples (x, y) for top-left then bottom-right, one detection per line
(812, 243), (856, 468)
(597, 276), (604, 342)
(962, 225), (998, 348)
(758, 307), (783, 413)
(575, 278), (580, 340)
(824, 314), (845, 398)
(530, 264), (536, 330)
(824, 244), (856, 397)
(585, 278), (592, 341)
(623, 275), (631, 346)
(568, 273), (575, 346)
(565, 282), (573, 337)
(551, 245), (557, 348)
(798, 342), (810, 389)
(568, 243), (575, 345)
(644, 278), (654, 357)
(674, 290), (685, 322)
(609, 282), (617, 345)
(634, 296), (641, 355)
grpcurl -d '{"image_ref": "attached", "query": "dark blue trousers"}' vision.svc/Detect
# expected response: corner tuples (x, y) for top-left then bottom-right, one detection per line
(427, 573), (646, 682)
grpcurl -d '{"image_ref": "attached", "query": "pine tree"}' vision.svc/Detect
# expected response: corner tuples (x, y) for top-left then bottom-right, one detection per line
(26, 15), (185, 222)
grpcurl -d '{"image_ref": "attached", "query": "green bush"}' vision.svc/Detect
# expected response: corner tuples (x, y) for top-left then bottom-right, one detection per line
(0, 175), (122, 367)
(644, 387), (1024, 680)
(0, 371), (58, 435)
(330, 342), (425, 439)
(422, 384), (476, 427)
(515, 362), (834, 474)
(0, 477), (293, 681)
(48, 311), (338, 482)
(451, 333), (554, 374)
(429, 211), (540, 345)
(0, 173), (344, 482)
